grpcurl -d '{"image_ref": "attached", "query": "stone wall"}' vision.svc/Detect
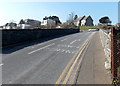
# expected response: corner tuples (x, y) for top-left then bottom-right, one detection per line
(1, 29), (79, 47)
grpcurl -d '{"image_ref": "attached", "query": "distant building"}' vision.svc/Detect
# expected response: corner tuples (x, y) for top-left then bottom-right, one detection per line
(81, 16), (94, 26)
(3, 22), (17, 29)
(73, 16), (85, 26)
(41, 16), (61, 28)
(18, 19), (41, 29)
(74, 16), (94, 26)
(41, 19), (56, 26)
(0, 26), (3, 29)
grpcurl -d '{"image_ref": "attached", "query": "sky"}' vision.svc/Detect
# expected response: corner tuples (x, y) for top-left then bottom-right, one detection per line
(0, 1), (119, 26)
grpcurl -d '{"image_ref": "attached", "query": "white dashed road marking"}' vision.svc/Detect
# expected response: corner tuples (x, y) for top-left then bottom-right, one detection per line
(28, 43), (55, 54)
(70, 40), (77, 45)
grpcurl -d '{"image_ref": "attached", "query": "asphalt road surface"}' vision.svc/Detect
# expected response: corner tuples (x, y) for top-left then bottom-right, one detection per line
(2, 31), (94, 84)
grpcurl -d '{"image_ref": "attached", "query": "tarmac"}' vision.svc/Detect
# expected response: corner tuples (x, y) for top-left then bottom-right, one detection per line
(76, 31), (112, 84)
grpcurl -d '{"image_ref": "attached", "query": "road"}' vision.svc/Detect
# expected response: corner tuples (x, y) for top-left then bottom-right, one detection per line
(2, 31), (94, 84)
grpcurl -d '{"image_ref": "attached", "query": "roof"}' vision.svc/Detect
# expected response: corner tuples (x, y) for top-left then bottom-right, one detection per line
(74, 16), (84, 21)
(76, 16), (86, 21)
(82, 16), (88, 20)
(74, 15), (93, 23)
(82, 16), (93, 21)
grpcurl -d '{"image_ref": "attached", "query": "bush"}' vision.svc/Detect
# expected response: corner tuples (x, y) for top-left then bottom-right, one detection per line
(60, 23), (78, 29)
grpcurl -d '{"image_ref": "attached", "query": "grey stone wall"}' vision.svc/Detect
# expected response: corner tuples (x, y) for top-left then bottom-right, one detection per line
(1, 29), (79, 47)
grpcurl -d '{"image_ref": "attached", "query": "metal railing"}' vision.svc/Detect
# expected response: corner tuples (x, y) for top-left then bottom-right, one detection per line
(111, 27), (120, 85)
(99, 27), (120, 85)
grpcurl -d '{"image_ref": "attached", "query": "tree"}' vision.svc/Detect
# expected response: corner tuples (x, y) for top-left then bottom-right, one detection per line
(68, 12), (74, 25)
(99, 16), (111, 25)
(19, 19), (25, 24)
(74, 15), (78, 20)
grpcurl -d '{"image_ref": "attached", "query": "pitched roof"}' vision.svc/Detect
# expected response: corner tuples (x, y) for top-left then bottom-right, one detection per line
(74, 16), (85, 21)
(82, 16), (88, 20)
(82, 16), (93, 21)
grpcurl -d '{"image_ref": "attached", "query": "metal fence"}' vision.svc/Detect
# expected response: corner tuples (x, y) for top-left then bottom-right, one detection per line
(99, 27), (120, 85)
(111, 27), (120, 85)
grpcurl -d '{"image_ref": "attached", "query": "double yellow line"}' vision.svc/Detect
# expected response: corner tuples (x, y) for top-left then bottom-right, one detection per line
(55, 32), (95, 85)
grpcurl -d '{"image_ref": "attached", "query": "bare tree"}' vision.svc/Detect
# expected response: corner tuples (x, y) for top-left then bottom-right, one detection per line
(68, 12), (74, 25)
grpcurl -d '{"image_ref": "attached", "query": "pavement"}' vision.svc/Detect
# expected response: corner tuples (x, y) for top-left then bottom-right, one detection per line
(76, 32), (112, 84)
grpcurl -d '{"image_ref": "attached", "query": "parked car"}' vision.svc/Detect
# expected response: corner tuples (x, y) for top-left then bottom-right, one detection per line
(88, 28), (99, 32)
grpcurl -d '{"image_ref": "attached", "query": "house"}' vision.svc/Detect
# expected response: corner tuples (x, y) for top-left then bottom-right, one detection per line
(41, 16), (61, 28)
(81, 16), (94, 26)
(74, 16), (85, 26)
(0, 26), (3, 29)
(74, 16), (94, 26)
(18, 19), (41, 29)
(3, 22), (17, 29)
(41, 19), (56, 26)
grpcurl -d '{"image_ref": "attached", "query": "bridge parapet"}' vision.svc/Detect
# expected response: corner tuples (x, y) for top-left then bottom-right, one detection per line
(99, 29), (111, 70)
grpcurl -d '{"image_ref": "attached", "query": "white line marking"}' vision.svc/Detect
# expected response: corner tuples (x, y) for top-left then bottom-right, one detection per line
(70, 40), (77, 45)
(78, 39), (81, 41)
(0, 64), (3, 66)
(56, 49), (61, 51)
(38, 43), (43, 45)
(61, 38), (68, 42)
(61, 49), (65, 52)
(72, 51), (75, 54)
(68, 45), (73, 48)
(28, 43), (55, 54)
(65, 50), (71, 53)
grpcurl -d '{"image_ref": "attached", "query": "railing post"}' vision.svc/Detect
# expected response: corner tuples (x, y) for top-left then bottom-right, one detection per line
(111, 27), (118, 81)
(117, 29), (120, 84)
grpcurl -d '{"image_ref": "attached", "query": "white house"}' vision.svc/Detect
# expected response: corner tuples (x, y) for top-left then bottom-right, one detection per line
(3, 22), (17, 29)
(74, 16), (85, 26)
(18, 19), (41, 29)
(41, 19), (56, 26)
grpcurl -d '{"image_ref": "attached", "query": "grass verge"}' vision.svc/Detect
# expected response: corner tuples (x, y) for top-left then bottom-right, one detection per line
(80, 26), (99, 30)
